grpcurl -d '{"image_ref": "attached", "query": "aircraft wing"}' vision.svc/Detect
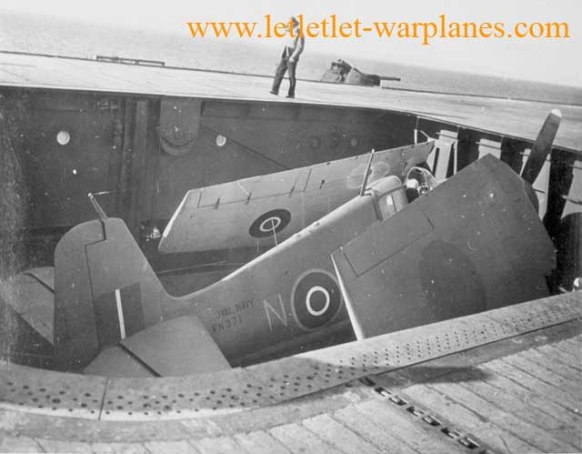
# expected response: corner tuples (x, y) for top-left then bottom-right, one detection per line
(158, 141), (434, 254)
(332, 154), (556, 339)
(85, 315), (231, 377)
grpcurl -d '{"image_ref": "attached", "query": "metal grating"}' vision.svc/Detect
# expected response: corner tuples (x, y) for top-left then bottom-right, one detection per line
(0, 362), (106, 419)
(99, 369), (274, 421)
(0, 293), (579, 421)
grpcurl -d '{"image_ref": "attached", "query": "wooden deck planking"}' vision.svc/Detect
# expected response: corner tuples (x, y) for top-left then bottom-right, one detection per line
(269, 423), (338, 454)
(499, 355), (582, 399)
(144, 440), (201, 454)
(536, 344), (582, 371)
(426, 381), (578, 452)
(233, 430), (292, 454)
(472, 365), (582, 430)
(520, 347), (582, 380)
(332, 405), (420, 454)
(406, 362), (575, 437)
(87, 443), (150, 453)
(555, 336), (581, 345)
(402, 383), (538, 453)
(302, 413), (382, 454)
(351, 399), (469, 453)
(36, 440), (95, 453)
(0, 436), (44, 453)
(553, 337), (582, 353)
(483, 359), (581, 413)
(193, 436), (242, 454)
(456, 375), (579, 446)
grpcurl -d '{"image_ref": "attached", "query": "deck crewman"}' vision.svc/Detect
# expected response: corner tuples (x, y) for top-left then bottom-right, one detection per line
(270, 16), (304, 99)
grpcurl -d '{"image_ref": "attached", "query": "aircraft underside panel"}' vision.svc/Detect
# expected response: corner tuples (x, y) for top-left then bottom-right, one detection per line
(333, 155), (556, 339)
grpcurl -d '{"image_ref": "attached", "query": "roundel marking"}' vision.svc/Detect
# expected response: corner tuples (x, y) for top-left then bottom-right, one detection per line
(249, 209), (291, 238)
(305, 286), (331, 316)
(259, 216), (281, 232)
(291, 269), (343, 331)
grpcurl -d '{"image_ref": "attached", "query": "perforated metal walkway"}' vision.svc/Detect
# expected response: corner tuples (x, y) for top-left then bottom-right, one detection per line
(1, 292), (581, 453)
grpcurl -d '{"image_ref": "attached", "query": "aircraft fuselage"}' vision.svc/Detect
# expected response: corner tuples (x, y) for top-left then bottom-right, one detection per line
(174, 177), (407, 365)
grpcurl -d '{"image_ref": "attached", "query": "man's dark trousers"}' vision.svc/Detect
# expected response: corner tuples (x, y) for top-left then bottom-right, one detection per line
(271, 50), (297, 97)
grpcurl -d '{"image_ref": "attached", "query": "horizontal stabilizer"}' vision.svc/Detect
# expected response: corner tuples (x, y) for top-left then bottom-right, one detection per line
(332, 155), (555, 340)
(159, 142), (434, 254)
(83, 346), (157, 377)
(119, 316), (231, 376)
(7, 268), (55, 344)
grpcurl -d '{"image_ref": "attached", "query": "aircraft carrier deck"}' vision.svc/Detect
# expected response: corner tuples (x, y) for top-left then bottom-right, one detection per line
(1, 292), (580, 453)
(1, 50), (581, 152)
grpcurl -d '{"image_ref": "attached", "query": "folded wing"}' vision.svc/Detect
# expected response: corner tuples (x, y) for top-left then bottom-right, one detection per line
(159, 142), (434, 253)
(332, 155), (556, 340)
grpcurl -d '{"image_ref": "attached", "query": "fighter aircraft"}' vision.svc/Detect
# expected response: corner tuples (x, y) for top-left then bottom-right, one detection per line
(27, 110), (555, 378)
(55, 170), (407, 375)
(158, 141), (435, 254)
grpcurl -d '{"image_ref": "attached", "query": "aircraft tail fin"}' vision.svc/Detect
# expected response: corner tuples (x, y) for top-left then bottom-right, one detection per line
(54, 218), (167, 370)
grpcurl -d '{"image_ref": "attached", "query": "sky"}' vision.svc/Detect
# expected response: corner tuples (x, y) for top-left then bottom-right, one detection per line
(1, 0), (581, 86)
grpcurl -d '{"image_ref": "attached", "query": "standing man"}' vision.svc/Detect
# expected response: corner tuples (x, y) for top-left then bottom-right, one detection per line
(270, 17), (304, 99)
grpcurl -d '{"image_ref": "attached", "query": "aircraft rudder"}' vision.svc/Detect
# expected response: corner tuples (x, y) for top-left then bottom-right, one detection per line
(54, 218), (166, 370)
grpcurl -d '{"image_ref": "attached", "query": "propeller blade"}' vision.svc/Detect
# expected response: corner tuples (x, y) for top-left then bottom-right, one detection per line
(521, 109), (561, 185)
